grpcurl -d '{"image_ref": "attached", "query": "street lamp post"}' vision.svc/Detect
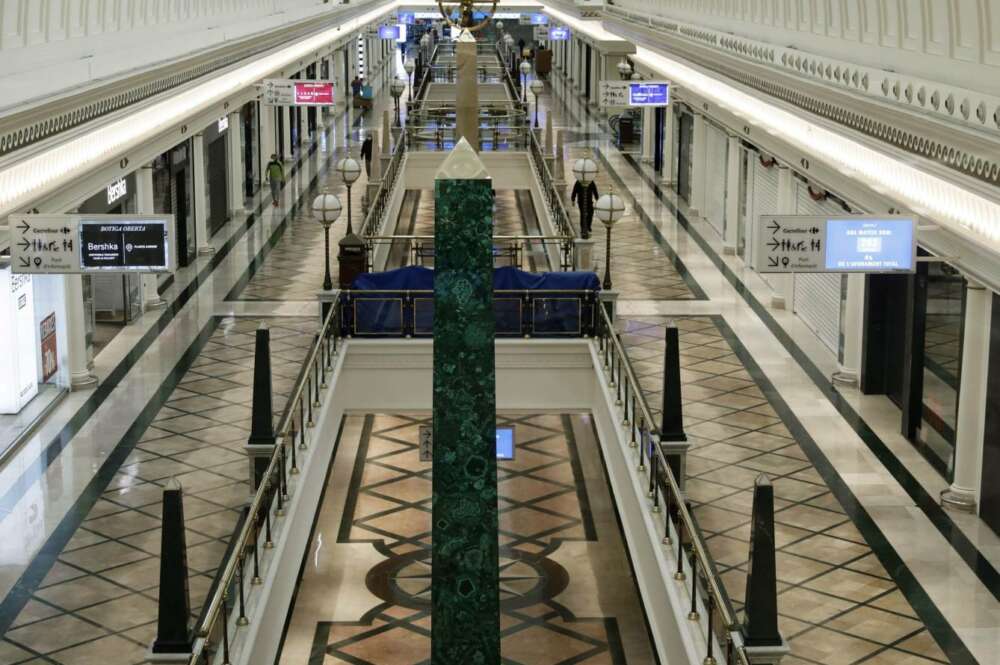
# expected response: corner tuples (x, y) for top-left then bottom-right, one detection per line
(312, 192), (343, 292)
(519, 60), (532, 103)
(390, 78), (406, 126)
(595, 189), (626, 290)
(530, 79), (544, 128)
(336, 156), (362, 236)
(617, 60), (632, 80)
(404, 58), (416, 101)
(572, 157), (598, 240)
(504, 33), (514, 69)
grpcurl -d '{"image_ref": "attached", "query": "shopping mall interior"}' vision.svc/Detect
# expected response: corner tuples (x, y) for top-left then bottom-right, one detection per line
(0, 1), (998, 663)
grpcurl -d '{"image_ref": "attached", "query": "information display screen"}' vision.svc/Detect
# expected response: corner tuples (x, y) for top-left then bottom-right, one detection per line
(495, 427), (515, 460)
(79, 220), (170, 271)
(824, 218), (915, 272)
(548, 26), (570, 40)
(530, 13), (549, 25)
(294, 82), (334, 106)
(378, 25), (400, 39)
(628, 82), (670, 106)
(397, 11), (415, 24)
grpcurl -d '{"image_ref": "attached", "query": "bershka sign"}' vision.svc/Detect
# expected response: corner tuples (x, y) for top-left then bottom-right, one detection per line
(106, 178), (127, 206)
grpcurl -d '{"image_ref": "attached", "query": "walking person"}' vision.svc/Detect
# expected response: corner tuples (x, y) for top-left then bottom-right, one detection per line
(360, 133), (374, 178)
(266, 154), (285, 207)
(571, 179), (599, 239)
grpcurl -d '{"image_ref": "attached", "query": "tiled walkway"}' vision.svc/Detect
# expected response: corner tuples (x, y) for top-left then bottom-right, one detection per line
(279, 413), (656, 665)
(619, 316), (948, 664)
(2, 317), (314, 664)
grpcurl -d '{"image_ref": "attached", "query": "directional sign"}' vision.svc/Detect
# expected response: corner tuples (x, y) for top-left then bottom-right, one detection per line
(518, 13), (532, 25)
(548, 26), (570, 41)
(753, 215), (916, 273)
(262, 79), (335, 106)
(628, 81), (670, 106)
(10, 216), (78, 274)
(10, 214), (174, 274)
(530, 13), (549, 25)
(599, 81), (630, 108)
(533, 26), (548, 41)
(378, 24), (400, 39)
(397, 11), (415, 24)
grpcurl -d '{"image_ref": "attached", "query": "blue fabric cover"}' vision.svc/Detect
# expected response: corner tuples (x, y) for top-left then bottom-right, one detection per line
(350, 265), (600, 292)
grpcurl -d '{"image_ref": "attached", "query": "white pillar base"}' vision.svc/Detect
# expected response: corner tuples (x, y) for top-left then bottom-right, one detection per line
(197, 246), (217, 256)
(831, 367), (858, 386)
(70, 372), (99, 391)
(723, 244), (737, 256)
(941, 487), (978, 512)
(770, 295), (787, 310)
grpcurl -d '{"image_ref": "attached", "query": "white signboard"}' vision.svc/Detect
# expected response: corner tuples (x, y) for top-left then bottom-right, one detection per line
(752, 215), (916, 273)
(533, 26), (548, 41)
(10, 214), (175, 274)
(599, 81), (630, 108)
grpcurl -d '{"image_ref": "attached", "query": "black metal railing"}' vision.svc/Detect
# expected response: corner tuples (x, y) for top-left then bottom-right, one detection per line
(339, 288), (598, 338)
(359, 133), (407, 238)
(187, 304), (344, 665)
(365, 234), (573, 272)
(594, 305), (753, 665)
(527, 128), (576, 241)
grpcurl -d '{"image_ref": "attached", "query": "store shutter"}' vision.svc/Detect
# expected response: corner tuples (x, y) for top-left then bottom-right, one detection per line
(792, 182), (844, 354)
(703, 122), (727, 236)
(748, 154), (780, 289)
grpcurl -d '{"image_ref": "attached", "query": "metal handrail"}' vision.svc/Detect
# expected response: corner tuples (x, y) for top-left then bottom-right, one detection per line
(188, 303), (344, 665)
(359, 132), (407, 238)
(595, 304), (750, 665)
(527, 127), (575, 241)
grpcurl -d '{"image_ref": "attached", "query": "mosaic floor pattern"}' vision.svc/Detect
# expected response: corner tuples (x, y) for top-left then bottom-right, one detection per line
(618, 315), (951, 665)
(0, 317), (315, 665)
(279, 413), (656, 665)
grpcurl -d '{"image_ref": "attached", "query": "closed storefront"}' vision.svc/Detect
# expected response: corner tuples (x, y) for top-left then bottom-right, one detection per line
(703, 121), (727, 236)
(153, 144), (196, 268)
(203, 120), (230, 235)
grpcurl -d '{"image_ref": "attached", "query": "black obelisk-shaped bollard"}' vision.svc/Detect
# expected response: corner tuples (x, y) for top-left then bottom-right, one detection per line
(247, 325), (275, 491)
(744, 474), (783, 648)
(660, 322), (687, 482)
(151, 479), (192, 655)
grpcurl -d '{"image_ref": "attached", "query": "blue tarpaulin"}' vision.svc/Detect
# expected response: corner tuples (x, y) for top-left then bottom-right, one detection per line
(350, 265), (600, 292)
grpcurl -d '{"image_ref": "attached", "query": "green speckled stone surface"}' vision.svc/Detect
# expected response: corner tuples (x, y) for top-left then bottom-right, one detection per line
(431, 177), (499, 665)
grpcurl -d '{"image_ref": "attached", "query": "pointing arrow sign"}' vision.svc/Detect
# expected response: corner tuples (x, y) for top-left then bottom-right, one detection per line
(18, 256), (30, 268)
(17, 239), (30, 251)
(767, 220), (781, 234)
(766, 239), (780, 251)
(17, 220), (31, 234)
(767, 256), (779, 267)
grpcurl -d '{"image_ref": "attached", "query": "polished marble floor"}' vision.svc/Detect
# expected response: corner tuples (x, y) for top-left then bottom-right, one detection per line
(278, 413), (656, 665)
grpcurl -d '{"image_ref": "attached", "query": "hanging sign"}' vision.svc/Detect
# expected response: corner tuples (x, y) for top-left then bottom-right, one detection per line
(518, 14), (532, 25)
(533, 26), (548, 41)
(599, 81), (630, 108)
(10, 214), (175, 274)
(628, 81), (670, 106)
(530, 13), (549, 25)
(262, 79), (335, 106)
(548, 26), (570, 40)
(752, 215), (916, 273)
(378, 24), (400, 39)
(397, 11), (415, 24)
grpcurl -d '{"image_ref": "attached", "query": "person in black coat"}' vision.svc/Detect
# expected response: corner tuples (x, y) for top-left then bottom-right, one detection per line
(571, 180), (599, 239)
(360, 134), (374, 178)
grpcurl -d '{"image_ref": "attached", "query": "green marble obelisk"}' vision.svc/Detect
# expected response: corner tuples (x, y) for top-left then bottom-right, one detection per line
(431, 138), (499, 665)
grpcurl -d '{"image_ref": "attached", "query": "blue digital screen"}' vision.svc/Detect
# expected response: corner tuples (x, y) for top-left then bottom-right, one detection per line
(378, 25), (400, 39)
(629, 82), (670, 106)
(397, 11), (415, 24)
(548, 26), (570, 41)
(530, 13), (549, 25)
(824, 218), (915, 272)
(496, 427), (515, 460)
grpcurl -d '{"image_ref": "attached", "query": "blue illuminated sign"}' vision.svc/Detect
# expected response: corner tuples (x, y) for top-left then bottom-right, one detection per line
(530, 13), (549, 25)
(628, 82), (670, 106)
(378, 25), (400, 39)
(548, 26), (570, 41)
(496, 427), (515, 460)
(397, 11), (415, 24)
(824, 218), (915, 272)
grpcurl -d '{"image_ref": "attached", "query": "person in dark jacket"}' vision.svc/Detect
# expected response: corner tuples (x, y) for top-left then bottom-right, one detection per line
(571, 179), (599, 239)
(360, 134), (374, 178)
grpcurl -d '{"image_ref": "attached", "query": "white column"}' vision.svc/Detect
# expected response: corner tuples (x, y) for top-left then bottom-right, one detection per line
(63, 275), (98, 389)
(259, 102), (276, 185)
(723, 134), (741, 254)
(689, 112), (707, 215)
(771, 165), (796, 309)
(942, 281), (992, 512)
(588, 49), (599, 107)
(641, 106), (655, 163)
(136, 165), (166, 310)
(663, 107), (676, 184)
(192, 132), (214, 255)
(282, 107), (293, 160)
(333, 48), (346, 116)
(227, 111), (245, 215)
(834, 274), (865, 384)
